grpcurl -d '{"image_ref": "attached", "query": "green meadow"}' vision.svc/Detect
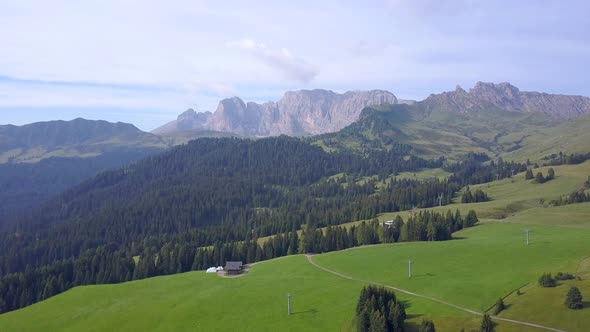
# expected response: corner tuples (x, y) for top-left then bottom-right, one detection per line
(1, 162), (589, 331)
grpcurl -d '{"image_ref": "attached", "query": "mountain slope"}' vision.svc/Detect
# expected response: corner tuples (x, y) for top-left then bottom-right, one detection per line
(0, 118), (167, 163)
(154, 89), (397, 137)
(0, 118), (169, 222)
(313, 83), (590, 162)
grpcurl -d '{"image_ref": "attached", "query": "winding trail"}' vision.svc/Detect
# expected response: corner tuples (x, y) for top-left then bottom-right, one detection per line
(305, 254), (566, 332)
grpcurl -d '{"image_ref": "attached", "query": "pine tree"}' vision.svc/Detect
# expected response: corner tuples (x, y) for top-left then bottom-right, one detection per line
(547, 168), (555, 180)
(464, 210), (479, 228)
(493, 298), (505, 315)
(535, 172), (545, 184)
(525, 169), (534, 180)
(419, 319), (436, 332)
(358, 307), (370, 332)
(391, 302), (406, 330)
(481, 314), (495, 332)
(538, 273), (556, 287)
(369, 310), (387, 332)
(565, 286), (583, 309)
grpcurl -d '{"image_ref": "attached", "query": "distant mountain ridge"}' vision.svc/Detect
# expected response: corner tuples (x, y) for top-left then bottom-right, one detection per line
(153, 89), (398, 137)
(0, 118), (168, 221)
(422, 82), (590, 118)
(156, 83), (590, 138)
(0, 118), (166, 163)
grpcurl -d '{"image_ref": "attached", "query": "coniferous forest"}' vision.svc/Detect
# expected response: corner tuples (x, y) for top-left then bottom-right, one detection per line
(0, 136), (517, 313)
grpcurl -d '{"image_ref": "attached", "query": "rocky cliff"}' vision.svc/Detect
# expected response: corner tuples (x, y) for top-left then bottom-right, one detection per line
(421, 82), (590, 118)
(154, 89), (397, 137)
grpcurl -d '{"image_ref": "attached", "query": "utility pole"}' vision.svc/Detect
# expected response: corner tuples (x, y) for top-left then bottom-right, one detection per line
(525, 228), (530, 246)
(287, 293), (292, 315)
(408, 260), (412, 278)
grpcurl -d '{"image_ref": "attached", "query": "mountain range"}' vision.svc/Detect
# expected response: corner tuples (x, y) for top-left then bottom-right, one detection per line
(1, 81), (590, 323)
(155, 82), (590, 138)
(2, 81), (590, 222)
(153, 89), (398, 137)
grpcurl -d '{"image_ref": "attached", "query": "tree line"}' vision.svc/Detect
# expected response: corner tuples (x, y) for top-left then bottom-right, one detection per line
(461, 187), (489, 203)
(541, 152), (590, 166)
(0, 209), (478, 314)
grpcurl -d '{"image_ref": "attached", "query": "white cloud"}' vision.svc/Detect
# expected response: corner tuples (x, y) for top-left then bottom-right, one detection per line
(227, 38), (319, 83)
(0, 0), (588, 128)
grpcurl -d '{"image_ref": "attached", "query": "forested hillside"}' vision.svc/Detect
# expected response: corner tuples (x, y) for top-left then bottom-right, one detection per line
(0, 148), (164, 224)
(0, 133), (530, 314)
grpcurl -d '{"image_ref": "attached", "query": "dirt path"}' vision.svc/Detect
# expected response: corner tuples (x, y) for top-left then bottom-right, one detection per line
(305, 254), (567, 332)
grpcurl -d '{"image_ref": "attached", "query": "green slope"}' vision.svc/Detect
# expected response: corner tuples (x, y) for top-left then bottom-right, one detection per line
(3, 164), (590, 331)
(313, 104), (590, 163)
(0, 254), (497, 332)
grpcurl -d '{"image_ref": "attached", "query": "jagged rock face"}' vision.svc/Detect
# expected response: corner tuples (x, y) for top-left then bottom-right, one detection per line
(207, 89), (398, 136)
(422, 82), (590, 118)
(155, 89), (397, 136)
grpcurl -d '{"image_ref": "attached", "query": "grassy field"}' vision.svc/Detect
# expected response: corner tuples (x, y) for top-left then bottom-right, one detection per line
(0, 253), (544, 332)
(313, 221), (590, 311)
(395, 168), (452, 181)
(0, 253), (516, 332)
(500, 273), (590, 332)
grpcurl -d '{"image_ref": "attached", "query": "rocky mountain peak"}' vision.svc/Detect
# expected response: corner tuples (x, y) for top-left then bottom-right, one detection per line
(422, 82), (590, 118)
(177, 109), (198, 121)
(158, 89), (398, 137)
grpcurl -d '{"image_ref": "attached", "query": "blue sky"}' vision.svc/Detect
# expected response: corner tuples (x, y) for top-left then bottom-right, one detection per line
(1, 0), (589, 131)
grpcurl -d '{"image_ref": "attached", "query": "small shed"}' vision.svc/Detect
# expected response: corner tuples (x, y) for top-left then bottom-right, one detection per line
(224, 261), (243, 275)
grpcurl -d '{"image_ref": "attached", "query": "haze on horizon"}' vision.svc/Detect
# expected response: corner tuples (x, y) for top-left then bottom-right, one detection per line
(1, 0), (589, 131)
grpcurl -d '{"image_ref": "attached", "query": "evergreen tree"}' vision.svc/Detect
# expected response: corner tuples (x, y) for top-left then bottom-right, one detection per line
(535, 172), (545, 184)
(493, 298), (505, 315)
(525, 169), (534, 180)
(418, 319), (436, 332)
(358, 307), (371, 332)
(369, 310), (388, 332)
(565, 286), (583, 309)
(538, 273), (556, 287)
(464, 210), (479, 228)
(547, 168), (555, 180)
(481, 314), (495, 332)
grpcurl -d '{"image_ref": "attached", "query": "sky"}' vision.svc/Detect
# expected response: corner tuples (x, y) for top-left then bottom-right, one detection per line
(1, 0), (589, 131)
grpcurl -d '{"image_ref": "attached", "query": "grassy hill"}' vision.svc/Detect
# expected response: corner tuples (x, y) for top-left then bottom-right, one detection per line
(0, 254), (544, 332)
(1, 163), (589, 331)
(313, 104), (590, 163)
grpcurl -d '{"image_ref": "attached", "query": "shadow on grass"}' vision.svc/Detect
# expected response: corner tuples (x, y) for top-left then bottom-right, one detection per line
(291, 309), (318, 315)
(405, 313), (423, 320)
(529, 241), (552, 245)
(411, 273), (436, 278)
(451, 236), (468, 240)
(583, 301), (590, 309)
(404, 321), (420, 332)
